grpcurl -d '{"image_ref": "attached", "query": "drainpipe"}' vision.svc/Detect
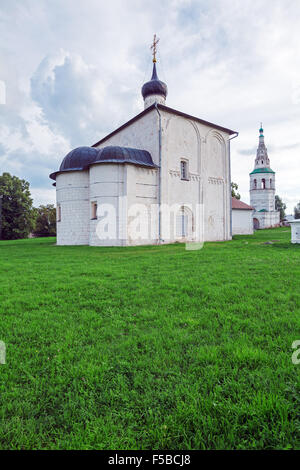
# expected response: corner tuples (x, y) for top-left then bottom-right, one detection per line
(154, 102), (162, 243)
(228, 132), (239, 238)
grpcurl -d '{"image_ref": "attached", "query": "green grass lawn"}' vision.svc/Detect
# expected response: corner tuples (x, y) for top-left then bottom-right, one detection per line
(0, 228), (299, 450)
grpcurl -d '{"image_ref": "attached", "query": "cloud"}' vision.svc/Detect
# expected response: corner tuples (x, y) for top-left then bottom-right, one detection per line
(30, 50), (142, 148)
(0, 0), (299, 211)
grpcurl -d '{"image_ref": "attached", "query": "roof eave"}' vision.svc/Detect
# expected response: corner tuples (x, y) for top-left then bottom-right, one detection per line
(157, 104), (237, 135)
(92, 103), (238, 147)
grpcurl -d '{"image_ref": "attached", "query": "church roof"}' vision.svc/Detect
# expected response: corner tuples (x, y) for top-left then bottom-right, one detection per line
(232, 197), (254, 210)
(250, 167), (275, 175)
(94, 146), (156, 167)
(92, 103), (237, 148)
(59, 146), (98, 173)
(49, 145), (157, 180)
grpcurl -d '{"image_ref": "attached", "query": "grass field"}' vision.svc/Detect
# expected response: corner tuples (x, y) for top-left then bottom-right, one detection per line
(0, 227), (299, 450)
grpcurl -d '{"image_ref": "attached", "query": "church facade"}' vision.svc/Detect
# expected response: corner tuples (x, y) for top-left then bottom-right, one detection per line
(50, 57), (237, 246)
(249, 126), (280, 229)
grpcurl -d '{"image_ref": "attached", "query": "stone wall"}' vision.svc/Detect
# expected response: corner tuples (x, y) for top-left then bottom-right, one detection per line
(232, 209), (254, 235)
(56, 171), (89, 245)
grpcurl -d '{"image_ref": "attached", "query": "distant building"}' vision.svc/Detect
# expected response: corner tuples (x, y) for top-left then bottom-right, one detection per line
(232, 197), (254, 235)
(249, 125), (280, 229)
(283, 214), (294, 226)
(290, 219), (300, 244)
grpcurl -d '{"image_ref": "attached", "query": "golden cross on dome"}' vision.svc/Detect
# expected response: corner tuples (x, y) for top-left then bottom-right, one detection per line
(150, 34), (160, 63)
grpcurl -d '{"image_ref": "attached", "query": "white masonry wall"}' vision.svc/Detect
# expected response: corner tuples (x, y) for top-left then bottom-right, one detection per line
(253, 210), (280, 230)
(290, 220), (300, 244)
(94, 109), (159, 165)
(56, 171), (90, 245)
(232, 209), (254, 235)
(144, 94), (166, 109)
(250, 173), (276, 211)
(126, 164), (158, 245)
(92, 109), (160, 246)
(160, 110), (232, 242)
(89, 163), (126, 246)
(93, 106), (232, 243)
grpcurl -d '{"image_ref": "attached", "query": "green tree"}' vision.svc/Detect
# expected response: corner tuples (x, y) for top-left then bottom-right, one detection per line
(294, 202), (300, 219)
(231, 182), (241, 200)
(275, 195), (287, 221)
(0, 172), (34, 240)
(33, 204), (56, 237)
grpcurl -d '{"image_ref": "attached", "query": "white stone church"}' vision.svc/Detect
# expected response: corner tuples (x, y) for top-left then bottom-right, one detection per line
(50, 51), (238, 246)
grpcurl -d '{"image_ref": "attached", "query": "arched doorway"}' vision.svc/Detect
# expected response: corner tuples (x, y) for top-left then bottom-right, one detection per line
(253, 218), (260, 230)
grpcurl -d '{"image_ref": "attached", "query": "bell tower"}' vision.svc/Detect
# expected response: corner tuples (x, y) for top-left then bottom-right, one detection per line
(249, 125), (280, 229)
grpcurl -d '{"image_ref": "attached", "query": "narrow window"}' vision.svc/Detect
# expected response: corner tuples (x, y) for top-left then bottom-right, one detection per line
(91, 201), (97, 220)
(262, 178), (266, 189)
(176, 207), (189, 238)
(57, 205), (61, 222)
(180, 160), (189, 180)
(270, 179), (272, 188)
(253, 179), (257, 189)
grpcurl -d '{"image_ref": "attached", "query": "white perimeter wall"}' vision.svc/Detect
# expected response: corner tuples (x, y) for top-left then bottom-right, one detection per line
(232, 209), (254, 235)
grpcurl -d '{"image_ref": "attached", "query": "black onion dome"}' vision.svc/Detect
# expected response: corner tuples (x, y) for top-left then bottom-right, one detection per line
(94, 146), (156, 168)
(141, 63), (167, 100)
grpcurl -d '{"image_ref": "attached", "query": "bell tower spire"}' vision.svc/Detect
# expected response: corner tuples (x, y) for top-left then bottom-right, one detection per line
(254, 123), (270, 169)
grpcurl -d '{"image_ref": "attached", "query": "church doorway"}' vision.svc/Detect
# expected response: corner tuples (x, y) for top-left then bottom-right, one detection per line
(253, 218), (260, 230)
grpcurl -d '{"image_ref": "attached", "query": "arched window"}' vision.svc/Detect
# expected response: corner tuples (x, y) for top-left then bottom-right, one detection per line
(176, 206), (193, 238)
(262, 178), (266, 189)
(270, 179), (272, 188)
(57, 205), (61, 222)
(253, 179), (257, 189)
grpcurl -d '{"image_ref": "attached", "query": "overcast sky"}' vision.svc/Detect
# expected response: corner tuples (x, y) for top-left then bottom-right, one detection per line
(0, 0), (299, 212)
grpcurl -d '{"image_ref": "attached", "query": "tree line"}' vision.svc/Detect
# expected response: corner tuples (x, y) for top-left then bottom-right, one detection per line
(0, 174), (299, 240)
(0, 172), (56, 240)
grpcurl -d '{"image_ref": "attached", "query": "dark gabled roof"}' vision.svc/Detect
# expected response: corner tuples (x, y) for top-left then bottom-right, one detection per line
(94, 146), (157, 168)
(92, 103), (237, 147)
(49, 146), (98, 180)
(59, 146), (98, 172)
(232, 197), (254, 211)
